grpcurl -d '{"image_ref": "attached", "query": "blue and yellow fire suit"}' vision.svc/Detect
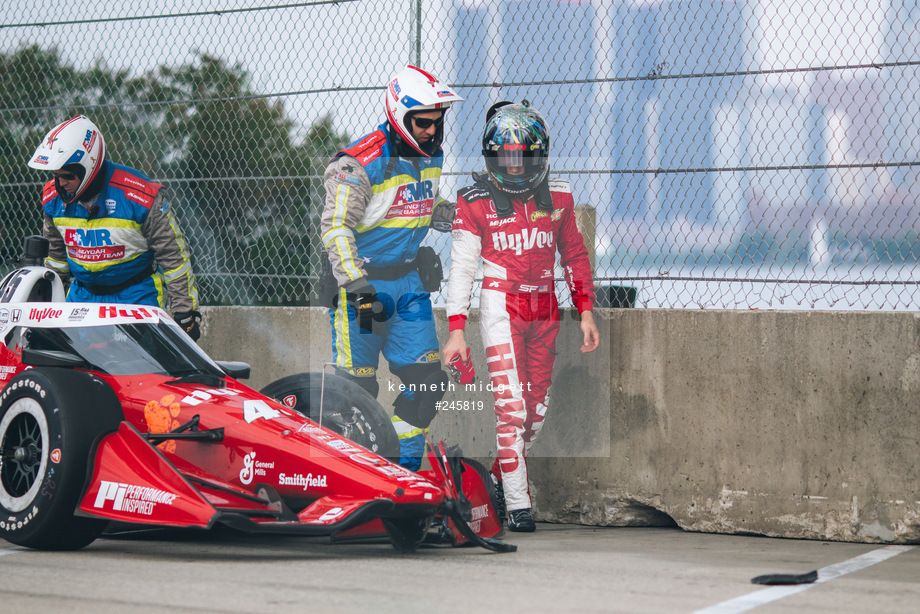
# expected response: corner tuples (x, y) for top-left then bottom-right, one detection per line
(321, 123), (447, 470)
(41, 162), (199, 313)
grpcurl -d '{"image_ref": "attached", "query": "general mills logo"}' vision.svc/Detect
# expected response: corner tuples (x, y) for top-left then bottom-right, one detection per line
(239, 451), (256, 485)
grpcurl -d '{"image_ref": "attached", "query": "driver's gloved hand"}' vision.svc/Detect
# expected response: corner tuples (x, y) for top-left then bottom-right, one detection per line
(174, 310), (202, 341)
(345, 281), (386, 333)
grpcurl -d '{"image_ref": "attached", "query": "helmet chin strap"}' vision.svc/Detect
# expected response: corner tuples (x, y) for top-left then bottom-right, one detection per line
(53, 160), (107, 205)
(54, 177), (78, 204)
(390, 123), (434, 159)
(533, 175), (553, 211)
(474, 172), (553, 218)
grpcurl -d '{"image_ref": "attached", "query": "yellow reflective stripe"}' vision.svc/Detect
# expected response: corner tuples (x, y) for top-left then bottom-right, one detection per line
(73, 252), (147, 273)
(44, 257), (68, 273)
(420, 166), (441, 181)
(162, 261), (199, 309)
(371, 174), (412, 194)
(164, 207), (194, 271)
(390, 416), (426, 439)
(355, 216), (432, 233)
(371, 167), (442, 194)
(333, 183), (350, 227)
(55, 217), (141, 230)
(333, 287), (352, 370)
(152, 271), (167, 309)
(322, 227), (352, 246)
(164, 210), (199, 306)
(330, 184), (363, 280)
(162, 261), (190, 281)
(334, 236), (362, 281)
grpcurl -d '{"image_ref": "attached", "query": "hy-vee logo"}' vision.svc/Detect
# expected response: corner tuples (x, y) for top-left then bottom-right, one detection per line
(99, 306), (154, 320)
(29, 308), (63, 322)
(492, 229), (554, 256)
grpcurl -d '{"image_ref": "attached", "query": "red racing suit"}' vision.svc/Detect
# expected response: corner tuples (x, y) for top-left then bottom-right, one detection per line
(446, 178), (595, 512)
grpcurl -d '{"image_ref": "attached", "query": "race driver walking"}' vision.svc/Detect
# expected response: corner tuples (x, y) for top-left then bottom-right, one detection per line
(441, 102), (600, 532)
(320, 65), (462, 470)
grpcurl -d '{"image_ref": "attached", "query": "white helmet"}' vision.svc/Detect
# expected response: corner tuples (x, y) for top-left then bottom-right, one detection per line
(27, 115), (106, 203)
(384, 65), (463, 157)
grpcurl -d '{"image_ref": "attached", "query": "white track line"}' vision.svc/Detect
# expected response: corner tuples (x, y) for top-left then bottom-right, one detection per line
(0, 548), (25, 557)
(693, 545), (914, 614)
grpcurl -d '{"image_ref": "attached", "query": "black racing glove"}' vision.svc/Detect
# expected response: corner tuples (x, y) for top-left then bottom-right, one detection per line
(345, 281), (386, 333)
(430, 199), (456, 233)
(174, 310), (202, 341)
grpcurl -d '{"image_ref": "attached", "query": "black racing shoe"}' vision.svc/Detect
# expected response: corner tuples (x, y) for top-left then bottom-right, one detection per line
(507, 508), (536, 532)
(491, 474), (506, 524)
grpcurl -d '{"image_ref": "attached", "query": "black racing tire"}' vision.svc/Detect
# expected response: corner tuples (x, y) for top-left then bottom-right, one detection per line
(382, 515), (433, 553)
(260, 372), (399, 461)
(0, 368), (124, 550)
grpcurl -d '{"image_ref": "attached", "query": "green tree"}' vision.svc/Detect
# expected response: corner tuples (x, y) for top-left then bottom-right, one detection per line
(154, 54), (349, 305)
(0, 45), (166, 263)
(1, 47), (349, 306)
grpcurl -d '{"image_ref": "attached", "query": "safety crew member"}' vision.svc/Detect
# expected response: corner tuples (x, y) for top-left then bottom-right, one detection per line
(27, 115), (202, 340)
(320, 65), (462, 470)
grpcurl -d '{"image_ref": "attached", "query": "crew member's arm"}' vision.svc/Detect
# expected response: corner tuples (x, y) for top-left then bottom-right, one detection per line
(321, 156), (373, 290)
(143, 189), (200, 314)
(443, 193), (481, 365)
(556, 186), (599, 353)
(42, 214), (71, 283)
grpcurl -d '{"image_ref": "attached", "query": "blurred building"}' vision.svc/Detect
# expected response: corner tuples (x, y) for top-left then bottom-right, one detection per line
(449, 0), (595, 204)
(448, 0), (920, 263)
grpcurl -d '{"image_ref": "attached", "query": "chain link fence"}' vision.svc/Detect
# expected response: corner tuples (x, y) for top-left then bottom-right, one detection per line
(1, 0), (919, 309)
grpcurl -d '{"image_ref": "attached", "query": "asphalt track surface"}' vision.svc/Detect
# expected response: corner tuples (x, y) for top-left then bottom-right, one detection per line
(2, 524), (918, 613)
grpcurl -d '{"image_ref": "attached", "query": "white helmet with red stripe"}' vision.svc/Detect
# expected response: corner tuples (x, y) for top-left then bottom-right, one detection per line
(384, 65), (463, 157)
(27, 115), (106, 203)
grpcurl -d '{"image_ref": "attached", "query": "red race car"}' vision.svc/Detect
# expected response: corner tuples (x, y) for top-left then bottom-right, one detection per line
(0, 238), (509, 553)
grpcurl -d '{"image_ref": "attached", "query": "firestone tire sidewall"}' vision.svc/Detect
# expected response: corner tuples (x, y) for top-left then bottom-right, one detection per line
(0, 386), (57, 536)
(0, 369), (119, 550)
(260, 372), (399, 460)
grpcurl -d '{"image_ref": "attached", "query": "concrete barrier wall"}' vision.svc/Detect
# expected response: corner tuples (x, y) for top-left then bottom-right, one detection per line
(199, 306), (920, 544)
